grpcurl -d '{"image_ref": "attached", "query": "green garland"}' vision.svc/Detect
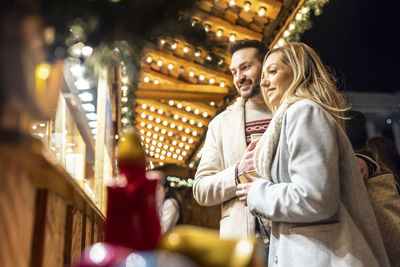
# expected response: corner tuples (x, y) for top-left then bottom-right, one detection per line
(277, 0), (330, 45)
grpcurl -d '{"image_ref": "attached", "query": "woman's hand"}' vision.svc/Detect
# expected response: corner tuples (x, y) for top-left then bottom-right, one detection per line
(237, 139), (259, 176)
(236, 171), (258, 206)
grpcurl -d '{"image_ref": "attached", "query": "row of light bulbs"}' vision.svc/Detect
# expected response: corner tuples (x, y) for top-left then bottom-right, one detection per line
(167, 176), (194, 188)
(144, 57), (227, 87)
(138, 121), (196, 144)
(141, 101), (210, 123)
(139, 113), (201, 135)
(228, 0), (268, 17)
(159, 38), (227, 68)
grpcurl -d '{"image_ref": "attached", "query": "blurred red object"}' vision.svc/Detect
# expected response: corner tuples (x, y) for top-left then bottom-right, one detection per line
(105, 130), (161, 250)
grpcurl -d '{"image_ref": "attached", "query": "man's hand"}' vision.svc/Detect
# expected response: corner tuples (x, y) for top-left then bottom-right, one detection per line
(236, 171), (258, 206)
(237, 139), (259, 176)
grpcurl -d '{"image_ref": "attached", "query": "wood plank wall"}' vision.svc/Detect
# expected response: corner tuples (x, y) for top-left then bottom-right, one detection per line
(0, 134), (105, 267)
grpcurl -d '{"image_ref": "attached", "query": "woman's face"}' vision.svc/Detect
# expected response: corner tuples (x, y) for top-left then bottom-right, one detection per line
(260, 52), (294, 107)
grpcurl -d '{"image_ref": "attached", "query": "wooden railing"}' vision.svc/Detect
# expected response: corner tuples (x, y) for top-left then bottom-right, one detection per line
(0, 131), (105, 267)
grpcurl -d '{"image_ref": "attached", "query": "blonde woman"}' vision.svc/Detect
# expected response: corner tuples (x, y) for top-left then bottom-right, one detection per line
(236, 42), (389, 267)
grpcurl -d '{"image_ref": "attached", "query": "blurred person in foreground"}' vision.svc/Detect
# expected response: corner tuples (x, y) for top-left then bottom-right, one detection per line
(236, 42), (390, 267)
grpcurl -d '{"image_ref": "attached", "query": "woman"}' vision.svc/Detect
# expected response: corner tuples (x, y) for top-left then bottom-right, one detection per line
(154, 171), (183, 233)
(366, 136), (400, 190)
(236, 42), (389, 266)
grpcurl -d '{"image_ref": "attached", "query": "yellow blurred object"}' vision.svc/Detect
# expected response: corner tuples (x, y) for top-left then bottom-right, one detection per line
(35, 62), (51, 94)
(117, 130), (146, 165)
(158, 225), (264, 267)
(238, 171), (260, 184)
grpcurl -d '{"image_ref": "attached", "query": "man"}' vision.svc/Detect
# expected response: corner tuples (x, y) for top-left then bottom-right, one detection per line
(193, 39), (271, 240)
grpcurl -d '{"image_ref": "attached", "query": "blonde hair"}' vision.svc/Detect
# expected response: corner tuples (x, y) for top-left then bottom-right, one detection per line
(261, 42), (348, 128)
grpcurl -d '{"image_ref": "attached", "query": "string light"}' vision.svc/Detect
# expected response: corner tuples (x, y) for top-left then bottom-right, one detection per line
(258, 7), (266, 16)
(244, 2), (251, 12)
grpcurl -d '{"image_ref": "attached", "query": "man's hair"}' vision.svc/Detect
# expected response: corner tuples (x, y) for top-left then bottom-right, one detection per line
(229, 39), (268, 63)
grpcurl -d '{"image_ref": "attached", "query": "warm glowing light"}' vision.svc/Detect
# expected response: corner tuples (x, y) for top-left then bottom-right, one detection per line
(168, 64), (174, 70)
(284, 30), (290, 37)
(244, 2), (251, 12)
(199, 74), (205, 80)
(144, 76), (150, 83)
(79, 92), (93, 102)
(183, 47), (189, 53)
(229, 34), (236, 42)
(157, 60), (163, 67)
(75, 78), (90, 90)
(82, 46), (93, 57)
(89, 243), (107, 264)
(216, 29), (223, 37)
(171, 43), (177, 50)
(258, 7), (266, 16)
(36, 63), (51, 80)
(146, 56), (152, 63)
(209, 78), (215, 84)
(219, 82), (225, 87)
(189, 71), (195, 77)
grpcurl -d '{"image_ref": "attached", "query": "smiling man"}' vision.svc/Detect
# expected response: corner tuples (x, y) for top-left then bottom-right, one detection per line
(193, 39), (271, 248)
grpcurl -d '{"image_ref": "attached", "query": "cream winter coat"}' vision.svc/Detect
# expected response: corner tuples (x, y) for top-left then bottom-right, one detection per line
(194, 97), (270, 239)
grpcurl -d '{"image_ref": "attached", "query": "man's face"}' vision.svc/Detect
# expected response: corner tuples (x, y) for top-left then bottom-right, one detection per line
(230, 47), (263, 100)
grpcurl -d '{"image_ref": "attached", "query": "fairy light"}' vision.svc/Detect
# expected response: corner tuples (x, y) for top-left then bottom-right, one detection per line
(244, 2), (251, 12)
(258, 7), (266, 16)
(146, 56), (152, 63)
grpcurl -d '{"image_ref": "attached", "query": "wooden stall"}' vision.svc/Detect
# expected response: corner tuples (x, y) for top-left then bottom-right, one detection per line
(0, 132), (105, 267)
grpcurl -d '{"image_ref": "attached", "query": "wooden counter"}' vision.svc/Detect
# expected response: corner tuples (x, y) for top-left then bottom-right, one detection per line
(0, 131), (105, 267)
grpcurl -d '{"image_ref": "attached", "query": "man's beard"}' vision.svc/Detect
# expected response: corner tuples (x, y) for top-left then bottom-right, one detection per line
(242, 78), (261, 100)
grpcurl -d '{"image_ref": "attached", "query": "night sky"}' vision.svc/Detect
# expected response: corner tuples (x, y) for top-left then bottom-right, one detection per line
(300, 0), (400, 93)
